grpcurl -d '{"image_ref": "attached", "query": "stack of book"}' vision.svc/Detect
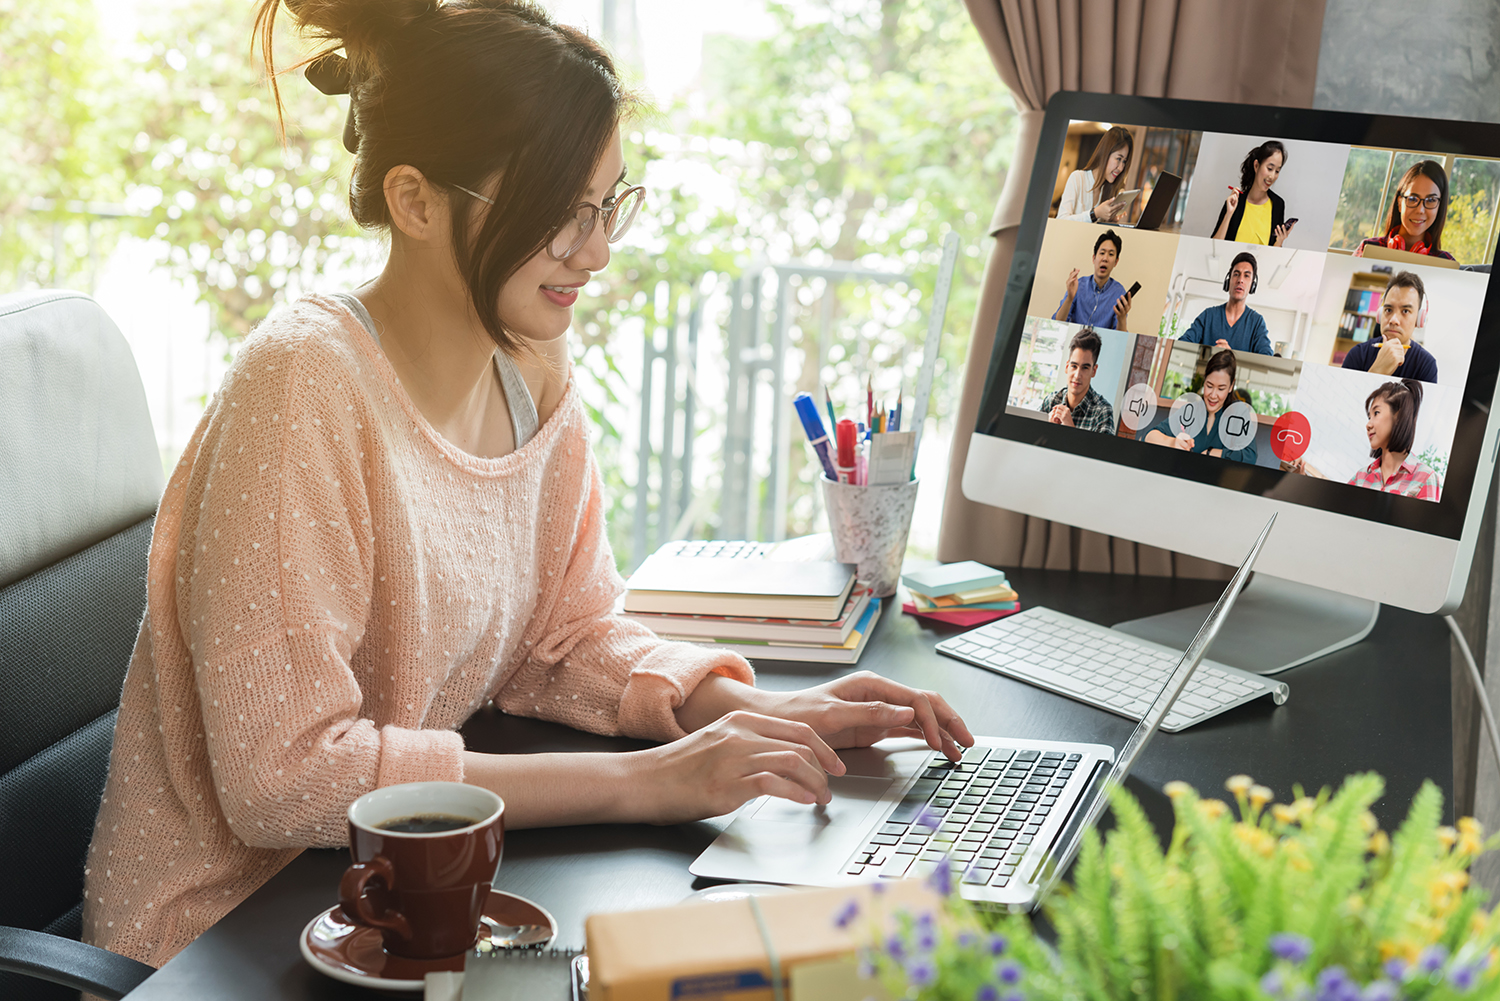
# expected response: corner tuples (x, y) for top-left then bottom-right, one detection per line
(900, 561), (1019, 627)
(619, 544), (880, 664)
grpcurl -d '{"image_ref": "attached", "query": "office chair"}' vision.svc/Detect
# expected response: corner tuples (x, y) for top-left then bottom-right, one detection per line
(0, 291), (165, 1000)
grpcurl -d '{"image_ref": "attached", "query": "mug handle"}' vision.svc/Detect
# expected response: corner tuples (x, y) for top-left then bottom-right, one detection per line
(339, 856), (413, 940)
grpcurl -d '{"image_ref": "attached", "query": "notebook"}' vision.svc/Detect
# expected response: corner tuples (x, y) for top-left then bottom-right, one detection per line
(623, 554), (857, 619)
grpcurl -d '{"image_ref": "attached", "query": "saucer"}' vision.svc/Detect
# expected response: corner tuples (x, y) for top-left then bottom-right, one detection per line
(300, 890), (558, 992)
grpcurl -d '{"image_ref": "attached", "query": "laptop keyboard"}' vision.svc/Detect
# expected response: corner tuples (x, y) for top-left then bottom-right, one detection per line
(843, 745), (1078, 889)
(936, 607), (1289, 732)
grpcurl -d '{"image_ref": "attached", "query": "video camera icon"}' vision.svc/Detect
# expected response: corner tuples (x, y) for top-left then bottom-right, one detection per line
(1217, 401), (1258, 451)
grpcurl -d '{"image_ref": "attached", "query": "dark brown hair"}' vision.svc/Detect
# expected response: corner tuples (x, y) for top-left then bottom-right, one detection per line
(1384, 161), (1449, 252)
(1384, 269), (1426, 309)
(1366, 379), (1423, 458)
(1203, 348), (1238, 387)
(1084, 126), (1134, 203)
(1068, 328), (1103, 364)
(1239, 141), (1286, 194)
(253, 0), (633, 356)
(1093, 229), (1122, 256)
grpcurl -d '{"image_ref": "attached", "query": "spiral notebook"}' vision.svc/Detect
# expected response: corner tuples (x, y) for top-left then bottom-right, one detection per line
(424, 947), (586, 1001)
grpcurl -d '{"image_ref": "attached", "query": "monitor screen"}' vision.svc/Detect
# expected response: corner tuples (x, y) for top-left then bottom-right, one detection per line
(976, 97), (1500, 541)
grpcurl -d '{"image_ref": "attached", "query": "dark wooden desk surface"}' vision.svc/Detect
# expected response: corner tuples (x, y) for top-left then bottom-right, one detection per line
(124, 568), (1453, 999)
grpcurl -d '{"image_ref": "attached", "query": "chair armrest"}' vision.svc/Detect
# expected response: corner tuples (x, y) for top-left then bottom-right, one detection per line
(0, 926), (154, 1000)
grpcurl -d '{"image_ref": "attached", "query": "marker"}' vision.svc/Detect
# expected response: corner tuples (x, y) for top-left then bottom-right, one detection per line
(792, 392), (839, 482)
(835, 419), (857, 484)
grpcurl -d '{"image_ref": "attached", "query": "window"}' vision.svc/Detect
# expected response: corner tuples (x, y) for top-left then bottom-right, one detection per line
(1330, 147), (1500, 265)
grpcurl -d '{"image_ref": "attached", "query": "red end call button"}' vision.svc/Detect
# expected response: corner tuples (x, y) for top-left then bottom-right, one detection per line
(1270, 411), (1311, 463)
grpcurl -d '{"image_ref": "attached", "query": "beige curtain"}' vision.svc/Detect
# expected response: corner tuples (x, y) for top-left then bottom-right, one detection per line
(940, 0), (1329, 576)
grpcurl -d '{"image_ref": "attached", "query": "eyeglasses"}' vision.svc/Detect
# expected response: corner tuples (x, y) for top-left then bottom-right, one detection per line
(1400, 192), (1443, 210)
(451, 183), (646, 260)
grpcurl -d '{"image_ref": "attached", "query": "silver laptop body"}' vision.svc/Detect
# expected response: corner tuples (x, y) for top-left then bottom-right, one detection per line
(689, 515), (1275, 909)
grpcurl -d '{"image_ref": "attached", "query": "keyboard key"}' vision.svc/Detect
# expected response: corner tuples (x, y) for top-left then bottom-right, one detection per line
(1017, 750), (1040, 761)
(869, 834), (900, 846)
(1041, 751), (1065, 761)
(952, 849), (978, 862)
(961, 868), (993, 886)
(845, 864), (866, 876)
(894, 843), (921, 855)
(879, 823), (909, 836)
(879, 856), (914, 879)
(919, 850), (947, 863)
(962, 747), (990, 763)
(888, 779), (940, 823)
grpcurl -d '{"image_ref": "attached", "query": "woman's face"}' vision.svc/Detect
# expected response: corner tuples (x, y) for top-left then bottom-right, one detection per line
(1398, 173), (1442, 242)
(1202, 370), (1233, 413)
(1254, 151), (1283, 193)
(1366, 399), (1394, 453)
(496, 129), (626, 342)
(1105, 146), (1128, 183)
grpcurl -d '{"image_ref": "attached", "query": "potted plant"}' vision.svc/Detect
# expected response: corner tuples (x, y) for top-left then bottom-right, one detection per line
(848, 773), (1500, 1000)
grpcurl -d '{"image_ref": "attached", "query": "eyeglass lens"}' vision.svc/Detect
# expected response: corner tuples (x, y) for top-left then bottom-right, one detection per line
(549, 187), (645, 259)
(1402, 193), (1442, 208)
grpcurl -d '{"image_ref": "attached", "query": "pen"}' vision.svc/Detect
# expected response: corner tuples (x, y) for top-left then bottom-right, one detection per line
(792, 392), (840, 481)
(835, 419), (857, 484)
(822, 384), (837, 431)
(855, 439), (868, 486)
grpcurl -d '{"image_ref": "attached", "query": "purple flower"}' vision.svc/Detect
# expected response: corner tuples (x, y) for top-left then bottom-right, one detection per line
(1261, 970), (1285, 997)
(916, 927), (937, 951)
(1418, 945), (1449, 974)
(996, 959), (1022, 985)
(886, 933), (905, 960)
(1449, 964), (1479, 991)
(1269, 933), (1314, 964)
(857, 953), (878, 979)
(926, 857), (953, 897)
(907, 958), (936, 987)
(1361, 982), (1399, 1001)
(976, 986), (999, 1001)
(832, 899), (859, 929)
(958, 931), (977, 948)
(871, 880), (887, 896)
(1315, 966), (1359, 1001)
(988, 933), (1009, 956)
(916, 910), (935, 927)
(915, 806), (942, 831)
(1383, 958), (1408, 981)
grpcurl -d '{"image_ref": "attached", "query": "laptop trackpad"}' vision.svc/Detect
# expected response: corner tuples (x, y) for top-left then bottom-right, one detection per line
(751, 775), (893, 827)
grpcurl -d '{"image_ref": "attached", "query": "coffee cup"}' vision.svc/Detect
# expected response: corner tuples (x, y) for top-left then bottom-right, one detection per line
(339, 782), (505, 960)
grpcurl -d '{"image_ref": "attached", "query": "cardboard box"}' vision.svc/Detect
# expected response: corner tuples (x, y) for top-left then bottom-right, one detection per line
(586, 881), (938, 1001)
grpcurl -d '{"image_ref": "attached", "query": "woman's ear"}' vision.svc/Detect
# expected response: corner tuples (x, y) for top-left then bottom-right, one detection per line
(384, 165), (444, 243)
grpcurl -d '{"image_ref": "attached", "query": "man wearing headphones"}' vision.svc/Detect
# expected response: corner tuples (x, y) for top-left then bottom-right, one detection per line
(1340, 271), (1438, 383)
(1176, 252), (1273, 355)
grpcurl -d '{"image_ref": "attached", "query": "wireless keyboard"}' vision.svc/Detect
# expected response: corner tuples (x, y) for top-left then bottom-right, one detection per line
(936, 606), (1288, 732)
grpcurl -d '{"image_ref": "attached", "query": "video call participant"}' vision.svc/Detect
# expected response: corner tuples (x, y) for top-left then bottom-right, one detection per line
(1143, 349), (1258, 464)
(1211, 140), (1297, 246)
(1053, 229), (1135, 331)
(1056, 126), (1135, 224)
(1174, 252), (1273, 355)
(1340, 271), (1437, 382)
(1040, 328), (1115, 432)
(1290, 380), (1440, 500)
(1353, 160), (1455, 262)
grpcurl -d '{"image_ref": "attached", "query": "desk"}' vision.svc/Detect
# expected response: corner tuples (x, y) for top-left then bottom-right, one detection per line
(122, 568), (1452, 999)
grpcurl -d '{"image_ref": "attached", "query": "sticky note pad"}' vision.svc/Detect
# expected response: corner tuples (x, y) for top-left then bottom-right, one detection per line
(900, 561), (1007, 598)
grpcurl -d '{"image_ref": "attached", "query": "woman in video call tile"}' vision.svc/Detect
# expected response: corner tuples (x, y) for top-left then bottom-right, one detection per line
(1290, 380), (1441, 501)
(1211, 141), (1296, 247)
(1056, 126), (1135, 224)
(1340, 271), (1437, 382)
(1175, 252), (1273, 355)
(1143, 350), (1258, 463)
(1353, 160), (1456, 262)
(1052, 229), (1134, 330)
(1041, 328), (1115, 432)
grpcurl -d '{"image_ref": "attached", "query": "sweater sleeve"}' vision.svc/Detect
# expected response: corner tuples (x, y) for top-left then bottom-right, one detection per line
(1056, 170), (1094, 222)
(178, 333), (463, 850)
(495, 437), (753, 743)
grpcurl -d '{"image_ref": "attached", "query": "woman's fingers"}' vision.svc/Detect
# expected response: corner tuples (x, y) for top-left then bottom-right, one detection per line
(742, 748), (832, 804)
(728, 711), (846, 776)
(742, 771), (823, 806)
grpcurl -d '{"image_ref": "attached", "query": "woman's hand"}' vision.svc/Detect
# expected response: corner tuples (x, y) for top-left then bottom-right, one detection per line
(748, 671), (975, 762)
(1224, 186), (1241, 214)
(1174, 432), (1196, 450)
(1273, 220), (1296, 247)
(1096, 196), (1122, 222)
(629, 711), (847, 824)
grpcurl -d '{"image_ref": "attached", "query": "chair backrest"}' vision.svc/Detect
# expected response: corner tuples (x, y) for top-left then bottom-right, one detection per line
(0, 291), (163, 949)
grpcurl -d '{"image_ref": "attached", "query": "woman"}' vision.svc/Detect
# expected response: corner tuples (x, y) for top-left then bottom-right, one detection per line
(82, 0), (972, 969)
(1290, 380), (1441, 500)
(1143, 349), (1258, 464)
(1353, 160), (1455, 262)
(1211, 140), (1295, 246)
(1056, 126), (1134, 223)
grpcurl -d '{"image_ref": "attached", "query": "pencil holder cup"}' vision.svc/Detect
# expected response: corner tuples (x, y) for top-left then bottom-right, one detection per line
(820, 477), (920, 599)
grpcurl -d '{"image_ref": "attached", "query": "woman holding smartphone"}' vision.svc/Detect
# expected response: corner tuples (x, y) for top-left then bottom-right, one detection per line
(1143, 350), (1258, 464)
(1056, 126), (1136, 224)
(81, 0), (973, 971)
(1353, 160), (1455, 262)
(1211, 140), (1296, 246)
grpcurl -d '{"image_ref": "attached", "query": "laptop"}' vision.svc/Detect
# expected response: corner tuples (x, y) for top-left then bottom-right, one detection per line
(1358, 242), (1461, 270)
(690, 513), (1275, 909)
(1127, 171), (1183, 231)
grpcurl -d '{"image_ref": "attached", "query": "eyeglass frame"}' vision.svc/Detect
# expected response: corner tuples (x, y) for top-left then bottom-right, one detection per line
(450, 182), (646, 260)
(1399, 192), (1443, 210)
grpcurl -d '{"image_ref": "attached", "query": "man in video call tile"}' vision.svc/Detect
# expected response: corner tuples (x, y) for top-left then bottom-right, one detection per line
(1053, 229), (1133, 330)
(1340, 271), (1437, 383)
(1040, 327), (1115, 432)
(1176, 252), (1272, 355)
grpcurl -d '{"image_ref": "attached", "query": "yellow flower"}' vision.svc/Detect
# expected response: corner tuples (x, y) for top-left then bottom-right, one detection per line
(1272, 804), (1298, 825)
(1233, 825), (1275, 857)
(1250, 786), (1274, 810)
(1345, 894), (1365, 914)
(1225, 775), (1254, 795)
(1165, 781), (1193, 800)
(1292, 797), (1317, 821)
(1198, 799), (1229, 820)
(1471, 911), (1489, 938)
(1378, 940), (1399, 962)
(1460, 832), (1484, 856)
(1360, 811), (1378, 834)
(1437, 826), (1459, 850)
(1367, 831), (1390, 856)
(1459, 816), (1483, 838)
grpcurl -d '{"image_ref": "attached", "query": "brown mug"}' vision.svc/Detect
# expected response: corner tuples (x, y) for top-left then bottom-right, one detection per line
(339, 782), (505, 960)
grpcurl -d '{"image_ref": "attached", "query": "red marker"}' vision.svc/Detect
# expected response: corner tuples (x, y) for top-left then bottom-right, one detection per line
(835, 419), (857, 484)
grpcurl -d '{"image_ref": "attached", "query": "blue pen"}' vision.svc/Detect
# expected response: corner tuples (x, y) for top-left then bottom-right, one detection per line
(793, 392), (840, 481)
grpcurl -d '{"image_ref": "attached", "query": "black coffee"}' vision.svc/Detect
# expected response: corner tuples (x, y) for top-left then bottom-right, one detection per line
(376, 813), (476, 834)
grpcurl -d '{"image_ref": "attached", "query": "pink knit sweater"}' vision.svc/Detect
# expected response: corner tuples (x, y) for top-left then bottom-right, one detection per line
(82, 295), (754, 967)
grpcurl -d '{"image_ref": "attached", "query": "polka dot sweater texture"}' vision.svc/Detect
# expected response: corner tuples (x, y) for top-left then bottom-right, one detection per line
(82, 295), (754, 967)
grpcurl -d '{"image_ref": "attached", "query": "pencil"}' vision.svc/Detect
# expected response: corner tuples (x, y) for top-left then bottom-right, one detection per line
(822, 384), (837, 431)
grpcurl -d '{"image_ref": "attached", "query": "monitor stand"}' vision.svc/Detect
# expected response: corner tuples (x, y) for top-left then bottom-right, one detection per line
(1111, 573), (1379, 676)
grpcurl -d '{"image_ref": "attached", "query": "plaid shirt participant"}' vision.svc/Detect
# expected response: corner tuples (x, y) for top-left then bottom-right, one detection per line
(1040, 385), (1115, 433)
(1348, 455), (1441, 501)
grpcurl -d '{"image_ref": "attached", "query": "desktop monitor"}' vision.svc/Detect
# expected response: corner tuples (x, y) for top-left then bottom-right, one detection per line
(962, 93), (1500, 669)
